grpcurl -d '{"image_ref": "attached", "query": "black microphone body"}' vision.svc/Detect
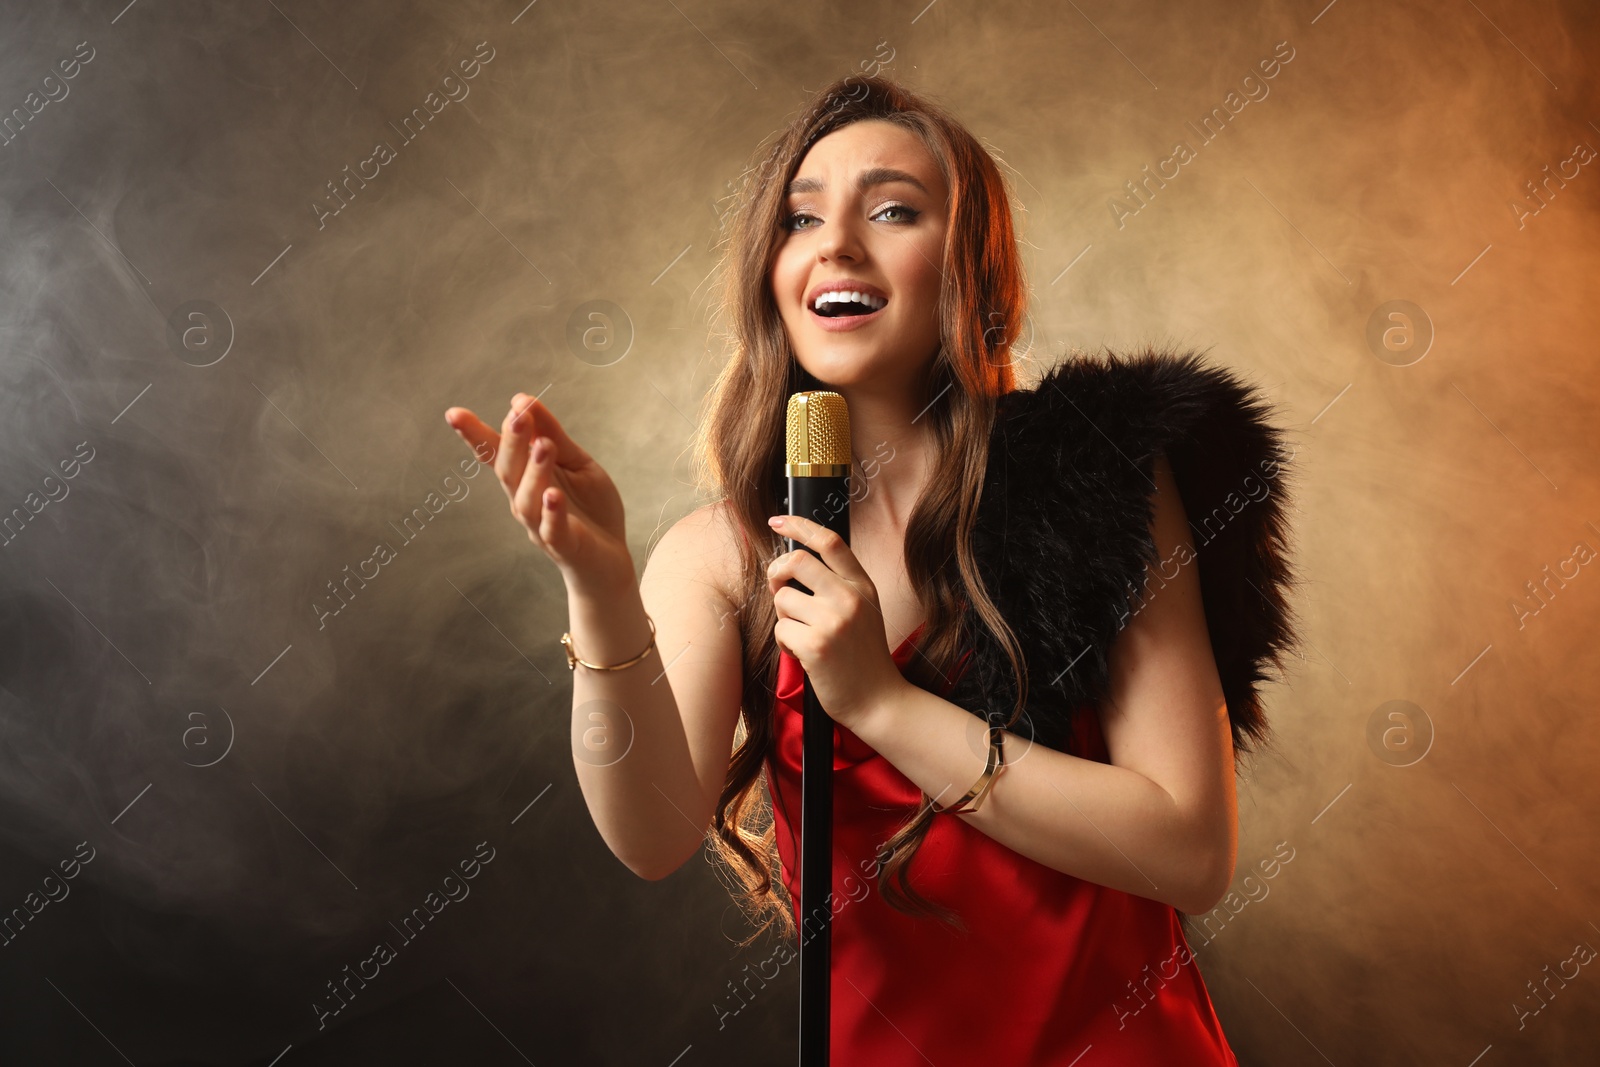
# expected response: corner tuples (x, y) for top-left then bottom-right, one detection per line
(782, 391), (853, 1067)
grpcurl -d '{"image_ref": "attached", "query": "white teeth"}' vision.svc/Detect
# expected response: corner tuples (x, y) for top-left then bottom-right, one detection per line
(812, 290), (887, 312)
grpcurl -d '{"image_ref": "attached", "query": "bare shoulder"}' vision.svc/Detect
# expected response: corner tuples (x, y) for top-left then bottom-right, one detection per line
(644, 500), (746, 609)
(638, 501), (750, 682)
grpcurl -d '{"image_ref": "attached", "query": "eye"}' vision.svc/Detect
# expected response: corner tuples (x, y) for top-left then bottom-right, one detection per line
(874, 203), (919, 223)
(781, 203), (921, 232)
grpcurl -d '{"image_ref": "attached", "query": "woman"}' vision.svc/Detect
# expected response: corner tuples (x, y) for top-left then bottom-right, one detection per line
(445, 74), (1299, 1064)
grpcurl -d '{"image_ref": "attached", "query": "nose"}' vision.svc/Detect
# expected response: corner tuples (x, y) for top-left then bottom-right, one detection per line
(816, 210), (865, 263)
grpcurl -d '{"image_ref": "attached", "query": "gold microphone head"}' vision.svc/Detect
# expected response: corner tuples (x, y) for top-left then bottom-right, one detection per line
(785, 391), (852, 477)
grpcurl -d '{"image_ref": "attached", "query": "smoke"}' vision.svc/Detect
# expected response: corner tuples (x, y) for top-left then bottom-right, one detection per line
(0, 0), (1596, 1062)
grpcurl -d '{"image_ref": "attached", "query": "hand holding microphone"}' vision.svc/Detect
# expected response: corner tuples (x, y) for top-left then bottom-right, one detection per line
(765, 512), (906, 733)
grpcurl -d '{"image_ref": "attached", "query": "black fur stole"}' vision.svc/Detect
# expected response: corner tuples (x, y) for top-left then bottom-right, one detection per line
(942, 347), (1303, 761)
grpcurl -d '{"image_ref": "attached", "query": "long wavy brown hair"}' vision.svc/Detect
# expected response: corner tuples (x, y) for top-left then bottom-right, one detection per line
(690, 74), (1031, 944)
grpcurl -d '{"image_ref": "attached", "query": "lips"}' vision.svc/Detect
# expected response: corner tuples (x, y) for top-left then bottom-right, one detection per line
(804, 279), (890, 332)
(807, 300), (887, 332)
(805, 279), (890, 309)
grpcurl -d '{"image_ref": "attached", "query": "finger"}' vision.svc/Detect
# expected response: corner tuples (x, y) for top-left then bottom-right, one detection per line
(768, 515), (866, 582)
(513, 434), (557, 544)
(771, 585), (820, 633)
(515, 393), (595, 470)
(773, 616), (800, 658)
(772, 616), (793, 657)
(766, 547), (835, 598)
(538, 482), (570, 561)
(444, 408), (501, 465)
(496, 397), (533, 498)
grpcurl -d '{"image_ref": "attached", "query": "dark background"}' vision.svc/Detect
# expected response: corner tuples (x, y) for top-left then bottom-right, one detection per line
(1, 0), (1597, 1063)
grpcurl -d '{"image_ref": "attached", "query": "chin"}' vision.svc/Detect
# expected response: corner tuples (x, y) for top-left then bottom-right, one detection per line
(794, 357), (868, 390)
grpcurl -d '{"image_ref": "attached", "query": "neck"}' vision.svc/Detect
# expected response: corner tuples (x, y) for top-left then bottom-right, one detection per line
(831, 384), (938, 533)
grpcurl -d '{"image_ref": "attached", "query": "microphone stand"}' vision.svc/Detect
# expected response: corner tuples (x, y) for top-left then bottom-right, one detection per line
(782, 391), (852, 1067)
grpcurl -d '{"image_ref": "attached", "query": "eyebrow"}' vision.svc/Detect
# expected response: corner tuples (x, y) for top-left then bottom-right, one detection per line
(785, 166), (930, 198)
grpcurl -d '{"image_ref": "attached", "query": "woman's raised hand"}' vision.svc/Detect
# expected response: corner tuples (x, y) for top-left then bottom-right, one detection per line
(444, 393), (630, 589)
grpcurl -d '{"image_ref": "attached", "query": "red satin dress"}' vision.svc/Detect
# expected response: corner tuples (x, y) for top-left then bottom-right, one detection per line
(764, 623), (1239, 1065)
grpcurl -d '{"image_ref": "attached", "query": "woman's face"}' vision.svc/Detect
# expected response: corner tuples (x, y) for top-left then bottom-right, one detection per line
(770, 119), (949, 392)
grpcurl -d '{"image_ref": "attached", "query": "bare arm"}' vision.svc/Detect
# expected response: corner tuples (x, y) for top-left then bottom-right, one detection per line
(846, 451), (1237, 913)
(568, 504), (747, 880)
(443, 394), (747, 882)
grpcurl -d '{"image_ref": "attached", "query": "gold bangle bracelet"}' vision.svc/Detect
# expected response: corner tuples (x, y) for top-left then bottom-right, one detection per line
(931, 724), (1007, 816)
(562, 615), (656, 672)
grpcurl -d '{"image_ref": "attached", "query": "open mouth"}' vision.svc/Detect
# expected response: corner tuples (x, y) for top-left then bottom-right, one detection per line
(809, 291), (889, 320)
